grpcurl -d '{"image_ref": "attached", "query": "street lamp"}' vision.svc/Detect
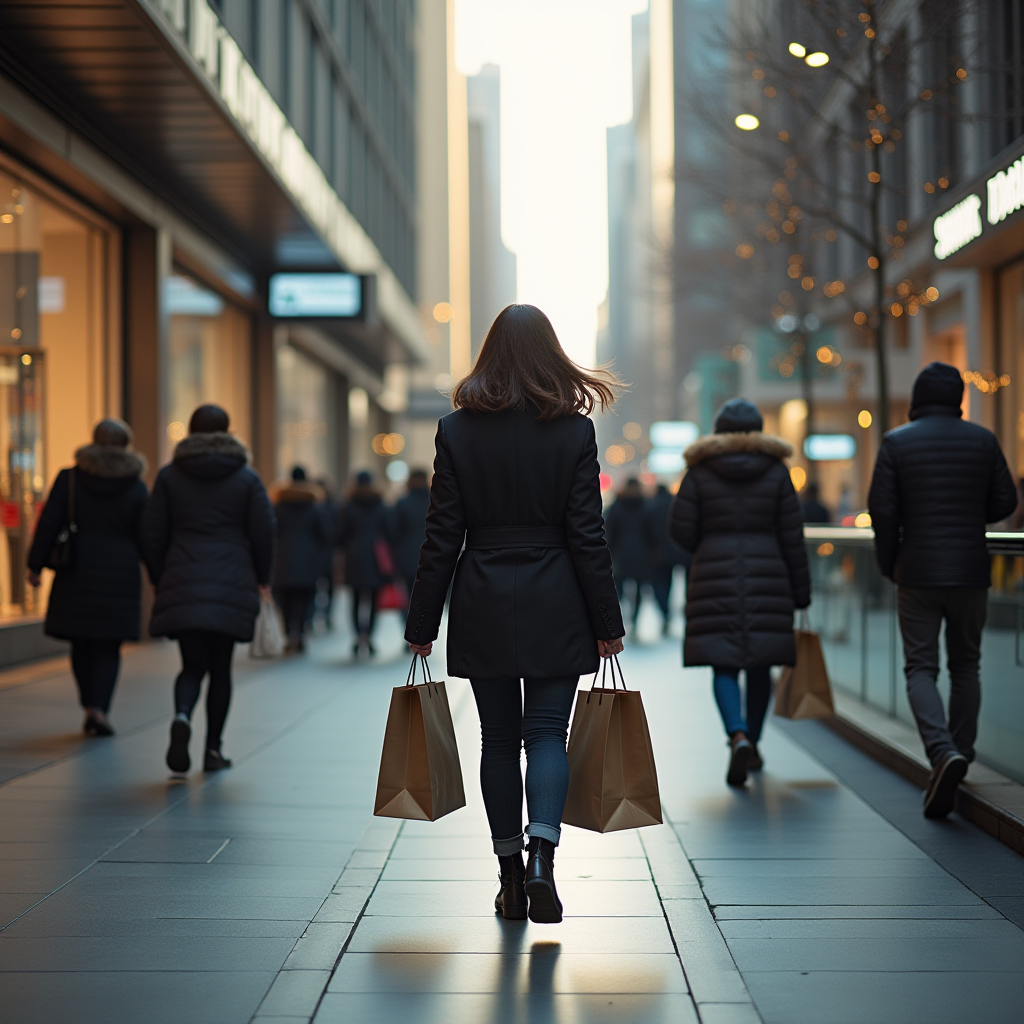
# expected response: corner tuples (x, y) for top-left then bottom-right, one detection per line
(734, 114), (760, 130)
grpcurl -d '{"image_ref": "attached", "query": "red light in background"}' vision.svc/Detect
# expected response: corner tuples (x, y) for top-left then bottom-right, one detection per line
(599, 473), (613, 492)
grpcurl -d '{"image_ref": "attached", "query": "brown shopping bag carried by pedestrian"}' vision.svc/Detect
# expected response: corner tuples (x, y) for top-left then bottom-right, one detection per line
(374, 655), (466, 821)
(774, 616), (835, 719)
(563, 656), (662, 833)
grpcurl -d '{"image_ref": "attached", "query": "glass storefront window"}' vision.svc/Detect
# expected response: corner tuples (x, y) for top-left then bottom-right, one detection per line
(276, 344), (335, 482)
(0, 165), (113, 620)
(166, 273), (252, 451)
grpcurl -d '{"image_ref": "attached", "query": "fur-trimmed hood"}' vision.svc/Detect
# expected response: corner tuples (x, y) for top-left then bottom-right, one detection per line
(173, 431), (250, 480)
(75, 444), (147, 479)
(685, 432), (792, 482)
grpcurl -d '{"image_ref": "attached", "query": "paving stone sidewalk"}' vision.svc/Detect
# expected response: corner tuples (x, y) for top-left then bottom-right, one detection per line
(0, 609), (1021, 1024)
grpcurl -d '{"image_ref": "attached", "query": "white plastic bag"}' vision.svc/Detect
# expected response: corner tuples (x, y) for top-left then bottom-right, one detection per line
(250, 593), (285, 659)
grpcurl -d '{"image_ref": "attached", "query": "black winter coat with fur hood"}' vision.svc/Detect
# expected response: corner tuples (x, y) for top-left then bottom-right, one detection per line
(670, 431), (810, 668)
(28, 445), (149, 641)
(142, 432), (275, 641)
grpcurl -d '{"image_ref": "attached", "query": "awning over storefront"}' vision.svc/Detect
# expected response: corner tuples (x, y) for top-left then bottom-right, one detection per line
(0, 0), (427, 363)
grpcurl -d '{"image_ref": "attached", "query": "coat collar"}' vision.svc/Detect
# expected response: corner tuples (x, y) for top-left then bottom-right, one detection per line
(684, 431), (792, 468)
(173, 431), (250, 464)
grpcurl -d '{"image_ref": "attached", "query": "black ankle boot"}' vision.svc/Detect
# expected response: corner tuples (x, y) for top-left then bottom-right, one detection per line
(525, 836), (562, 923)
(494, 852), (527, 920)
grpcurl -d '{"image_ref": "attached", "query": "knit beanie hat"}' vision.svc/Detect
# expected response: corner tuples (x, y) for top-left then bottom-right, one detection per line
(909, 362), (963, 420)
(714, 398), (764, 434)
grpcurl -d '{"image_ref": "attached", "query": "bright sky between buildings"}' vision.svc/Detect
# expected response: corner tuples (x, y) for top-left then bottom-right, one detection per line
(455, 0), (647, 369)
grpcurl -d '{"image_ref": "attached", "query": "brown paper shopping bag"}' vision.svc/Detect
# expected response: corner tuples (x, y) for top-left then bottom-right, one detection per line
(563, 657), (662, 833)
(374, 656), (466, 821)
(774, 623), (835, 720)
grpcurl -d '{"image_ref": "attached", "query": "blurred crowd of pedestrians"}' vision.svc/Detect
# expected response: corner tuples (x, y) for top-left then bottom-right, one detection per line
(26, 401), (432, 775)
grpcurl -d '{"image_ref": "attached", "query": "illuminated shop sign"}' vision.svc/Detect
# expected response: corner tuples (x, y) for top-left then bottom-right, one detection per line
(933, 195), (982, 260)
(804, 434), (856, 461)
(269, 274), (362, 318)
(933, 153), (1024, 259)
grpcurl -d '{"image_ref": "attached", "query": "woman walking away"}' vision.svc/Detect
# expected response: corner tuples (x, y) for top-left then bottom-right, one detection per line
(669, 398), (810, 787)
(27, 419), (148, 736)
(337, 470), (390, 658)
(142, 405), (274, 774)
(273, 466), (328, 653)
(405, 304), (625, 925)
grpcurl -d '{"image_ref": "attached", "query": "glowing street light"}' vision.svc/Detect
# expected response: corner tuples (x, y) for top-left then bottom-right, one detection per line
(788, 42), (807, 57)
(805, 51), (830, 67)
(734, 114), (760, 131)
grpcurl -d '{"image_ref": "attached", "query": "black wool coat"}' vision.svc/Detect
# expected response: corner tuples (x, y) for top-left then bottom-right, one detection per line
(604, 492), (655, 583)
(391, 486), (431, 584)
(28, 446), (148, 641)
(670, 432), (810, 669)
(405, 409), (625, 680)
(141, 433), (275, 642)
(337, 490), (390, 590)
(868, 408), (1018, 588)
(273, 482), (330, 590)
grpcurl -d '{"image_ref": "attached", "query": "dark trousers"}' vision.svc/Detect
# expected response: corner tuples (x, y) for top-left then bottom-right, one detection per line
(351, 588), (378, 639)
(616, 578), (644, 632)
(651, 564), (673, 622)
(712, 665), (772, 744)
(70, 639), (122, 713)
(174, 631), (235, 752)
(469, 676), (579, 854)
(276, 586), (315, 643)
(897, 586), (988, 767)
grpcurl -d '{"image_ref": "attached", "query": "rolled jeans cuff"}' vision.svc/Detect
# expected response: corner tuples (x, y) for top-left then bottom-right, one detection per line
(492, 832), (525, 856)
(526, 821), (561, 846)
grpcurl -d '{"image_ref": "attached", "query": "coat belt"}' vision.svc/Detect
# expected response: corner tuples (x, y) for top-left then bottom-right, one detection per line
(464, 527), (568, 550)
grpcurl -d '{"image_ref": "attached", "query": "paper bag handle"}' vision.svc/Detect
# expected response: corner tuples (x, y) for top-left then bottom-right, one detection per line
(405, 653), (439, 697)
(587, 654), (628, 703)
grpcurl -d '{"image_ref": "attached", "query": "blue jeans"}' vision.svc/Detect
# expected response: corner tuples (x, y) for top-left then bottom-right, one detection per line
(470, 677), (579, 855)
(712, 666), (772, 744)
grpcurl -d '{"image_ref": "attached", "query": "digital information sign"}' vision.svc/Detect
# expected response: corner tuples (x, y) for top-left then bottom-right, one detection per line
(269, 273), (362, 318)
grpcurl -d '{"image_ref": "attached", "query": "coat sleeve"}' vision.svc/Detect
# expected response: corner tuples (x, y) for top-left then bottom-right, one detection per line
(140, 471), (171, 587)
(246, 476), (276, 586)
(867, 437), (900, 580)
(27, 469), (70, 574)
(668, 471), (700, 554)
(405, 420), (466, 644)
(776, 469), (811, 609)
(565, 419), (625, 641)
(987, 437), (1019, 524)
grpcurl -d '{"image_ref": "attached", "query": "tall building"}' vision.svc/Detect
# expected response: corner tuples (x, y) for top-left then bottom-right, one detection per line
(467, 64), (517, 354)
(0, 0), (426, 660)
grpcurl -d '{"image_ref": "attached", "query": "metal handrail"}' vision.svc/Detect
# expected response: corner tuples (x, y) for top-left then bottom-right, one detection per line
(802, 525), (1024, 555)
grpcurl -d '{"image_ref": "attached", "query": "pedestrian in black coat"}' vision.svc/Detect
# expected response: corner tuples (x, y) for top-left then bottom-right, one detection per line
(645, 482), (686, 635)
(406, 303), (625, 926)
(273, 466), (329, 653)
(800, 481), (831, 524)
(868, 362), (1018, 818)
(670, 398), (810, 787)
(604, 477), (655, 634)
(337, 470), (391, 657)
(391, 469), (431, 596)
(27, 419), (147, 736)
(141, 404), (275, 775)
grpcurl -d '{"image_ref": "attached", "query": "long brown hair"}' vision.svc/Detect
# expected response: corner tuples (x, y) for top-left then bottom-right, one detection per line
(451, 304), (621, 420)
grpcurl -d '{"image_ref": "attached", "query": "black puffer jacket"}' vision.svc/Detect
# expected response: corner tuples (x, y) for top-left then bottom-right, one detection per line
(604, 490), (654, 583)
(670, 432), (810, 668)
(273, 481), (330, 590)
(141, 433), (275, 641)
(337, 489), (390, 590)
(28, 445), (148, 641)
(868, 412), (1017, 587)
(406, 409), (624, 680)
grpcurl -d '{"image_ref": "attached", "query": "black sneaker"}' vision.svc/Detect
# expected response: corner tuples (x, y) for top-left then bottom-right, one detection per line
(923, 752), (968, 819)
(166, 718), (191, 774)
(748, 745), (764, 772)
(726, 734), (753, 787)
(204, 749), (233, 772)
(84, 713), (115, 737)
